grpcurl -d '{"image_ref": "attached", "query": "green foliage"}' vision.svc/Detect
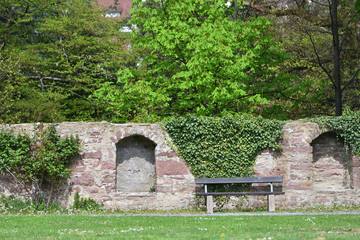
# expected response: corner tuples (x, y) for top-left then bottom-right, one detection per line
(311, 111), (360, 155)
(267, 0), (360, 117)
(0, 194), (64, 215)
(3, 214), (360, 239)
(0, 125), (81, 203)
(0, 0), (138, 123)
(72, 192), (104, 212)
(93, 0), (292, 122)
(165, 115), (283, 178)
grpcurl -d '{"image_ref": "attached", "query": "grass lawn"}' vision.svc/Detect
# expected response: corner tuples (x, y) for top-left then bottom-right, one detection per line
(0, 214), (359, 239)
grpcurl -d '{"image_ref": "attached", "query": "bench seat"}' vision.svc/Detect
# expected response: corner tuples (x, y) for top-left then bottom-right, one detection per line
(196, 191), (285, 196)
(195, 176), (284, 213)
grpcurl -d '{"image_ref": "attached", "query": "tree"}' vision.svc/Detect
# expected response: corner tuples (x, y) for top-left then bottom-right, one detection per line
(93, 0), (292, 122)
(0, 0), (138, 123)
(254, 0), (360, 116)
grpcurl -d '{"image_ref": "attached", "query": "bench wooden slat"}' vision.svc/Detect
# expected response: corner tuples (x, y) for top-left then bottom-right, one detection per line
(195, 176), (284, 213)
(195, 176), (283, 184)
(196, 191), (285, 196)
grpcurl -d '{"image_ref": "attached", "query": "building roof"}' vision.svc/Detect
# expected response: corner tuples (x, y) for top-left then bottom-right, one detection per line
(97, 0), (132, 18)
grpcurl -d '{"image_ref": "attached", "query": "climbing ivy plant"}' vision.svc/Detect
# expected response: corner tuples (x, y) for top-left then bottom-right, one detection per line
(0, 125), (81, 205)
(165, 115), (284, 178)
(311, 111), (360, 155)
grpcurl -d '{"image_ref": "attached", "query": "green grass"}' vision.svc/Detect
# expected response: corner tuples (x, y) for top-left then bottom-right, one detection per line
(0, 214), (360, 239)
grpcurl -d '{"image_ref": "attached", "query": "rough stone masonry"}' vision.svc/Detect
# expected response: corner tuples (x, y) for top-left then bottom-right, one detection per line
(1, 121), (360, 210)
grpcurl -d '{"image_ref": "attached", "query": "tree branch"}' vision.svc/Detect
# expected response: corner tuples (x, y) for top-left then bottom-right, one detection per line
(340, 11), (358, 52)
(302, 25), (335, 87)
(29, 76), (72, 82)
(40, 84), (96, 105)
(342, 68), (360, 91)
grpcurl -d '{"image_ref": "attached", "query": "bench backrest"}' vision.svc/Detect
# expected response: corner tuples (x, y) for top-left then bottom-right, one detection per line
(195, 176), (283, 185)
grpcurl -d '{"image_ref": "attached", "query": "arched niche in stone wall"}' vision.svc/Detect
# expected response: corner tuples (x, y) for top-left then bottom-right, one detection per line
(116, 135), (156, 192)
(311, 132), (351, 190)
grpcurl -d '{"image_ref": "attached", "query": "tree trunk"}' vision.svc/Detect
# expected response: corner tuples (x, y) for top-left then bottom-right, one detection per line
(330, 0), (342, 116)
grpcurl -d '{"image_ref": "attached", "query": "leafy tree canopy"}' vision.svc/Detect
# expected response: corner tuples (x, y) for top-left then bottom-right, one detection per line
(0, 0), (137, 123)
(93, 0), (293, 122)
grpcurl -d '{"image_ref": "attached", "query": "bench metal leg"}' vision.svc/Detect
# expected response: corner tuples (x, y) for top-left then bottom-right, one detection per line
(267, 194), (275, 212)
(206, 195), (213, 214)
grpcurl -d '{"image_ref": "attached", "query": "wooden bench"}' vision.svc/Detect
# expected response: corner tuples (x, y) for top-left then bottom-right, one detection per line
(195, 176), (284, 213)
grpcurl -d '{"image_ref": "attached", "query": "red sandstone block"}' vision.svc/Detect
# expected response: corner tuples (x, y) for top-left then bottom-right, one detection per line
(116, 131), (122, 140)
(155, 151), (178, 158)
(102, 175), (115, 183)
(82, 150), (102, 159)
(92, 160), (101, 168)
(77, 172), (95, 186)
(85, 186), (99, 193)
(156, 160), (189, 175)
(290, 163), (312, 170)
(71, 166), (86, 174)
(105, 185), (115, 193)
(101, 161), (116, 170)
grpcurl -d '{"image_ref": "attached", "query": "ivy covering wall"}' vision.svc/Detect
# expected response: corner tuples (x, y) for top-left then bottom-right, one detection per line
(165, 115), (284, 178)
(0, 125), (80, 204)
(165, 113), (360, 178)
(312, 111), (360, 155)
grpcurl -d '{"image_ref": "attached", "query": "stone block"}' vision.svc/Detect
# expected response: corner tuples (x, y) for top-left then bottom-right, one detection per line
(82, 150), (103, 159)
(286, 181), (312, 190)
(155, 151), (179, 158)
(156, 186), (171, 193)
(101, 161), (116, 170)
(71, 166), (86, 174)
(102, 175), (115, 184)
(352, 157), (360, 167)
(85, 186), (100, 193)
(92, 160), (101, 168)
(290, 163), (312, 170)
(156, 160), (190, 175)
(105, 185), (115, 193)
(76, 172), (95, 186)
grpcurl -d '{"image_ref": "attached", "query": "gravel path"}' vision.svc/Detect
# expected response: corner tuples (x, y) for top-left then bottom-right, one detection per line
(97, 211), (360, 217)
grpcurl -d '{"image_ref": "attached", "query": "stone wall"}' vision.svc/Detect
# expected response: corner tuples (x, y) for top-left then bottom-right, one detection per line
(0, 122), (195, 210)
(253, 121), (360, 209)
(1, 121), (360, 210)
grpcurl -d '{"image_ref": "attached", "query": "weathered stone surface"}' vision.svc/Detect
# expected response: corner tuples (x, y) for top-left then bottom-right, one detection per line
(82, 150), (103, 159)
(71, 166), (86, 174)
(156, 151), (178, 158)
(1, 121), (360, 211)
(116, 135), (156, 192)
(101, 161), (116, 170)
(74, 172), (95, 186)
(156, 160), (189, 175)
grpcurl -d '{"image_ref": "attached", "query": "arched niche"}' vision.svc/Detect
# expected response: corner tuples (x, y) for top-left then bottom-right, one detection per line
(311, 132), (351, 190)
(116, 135), (156, 192)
